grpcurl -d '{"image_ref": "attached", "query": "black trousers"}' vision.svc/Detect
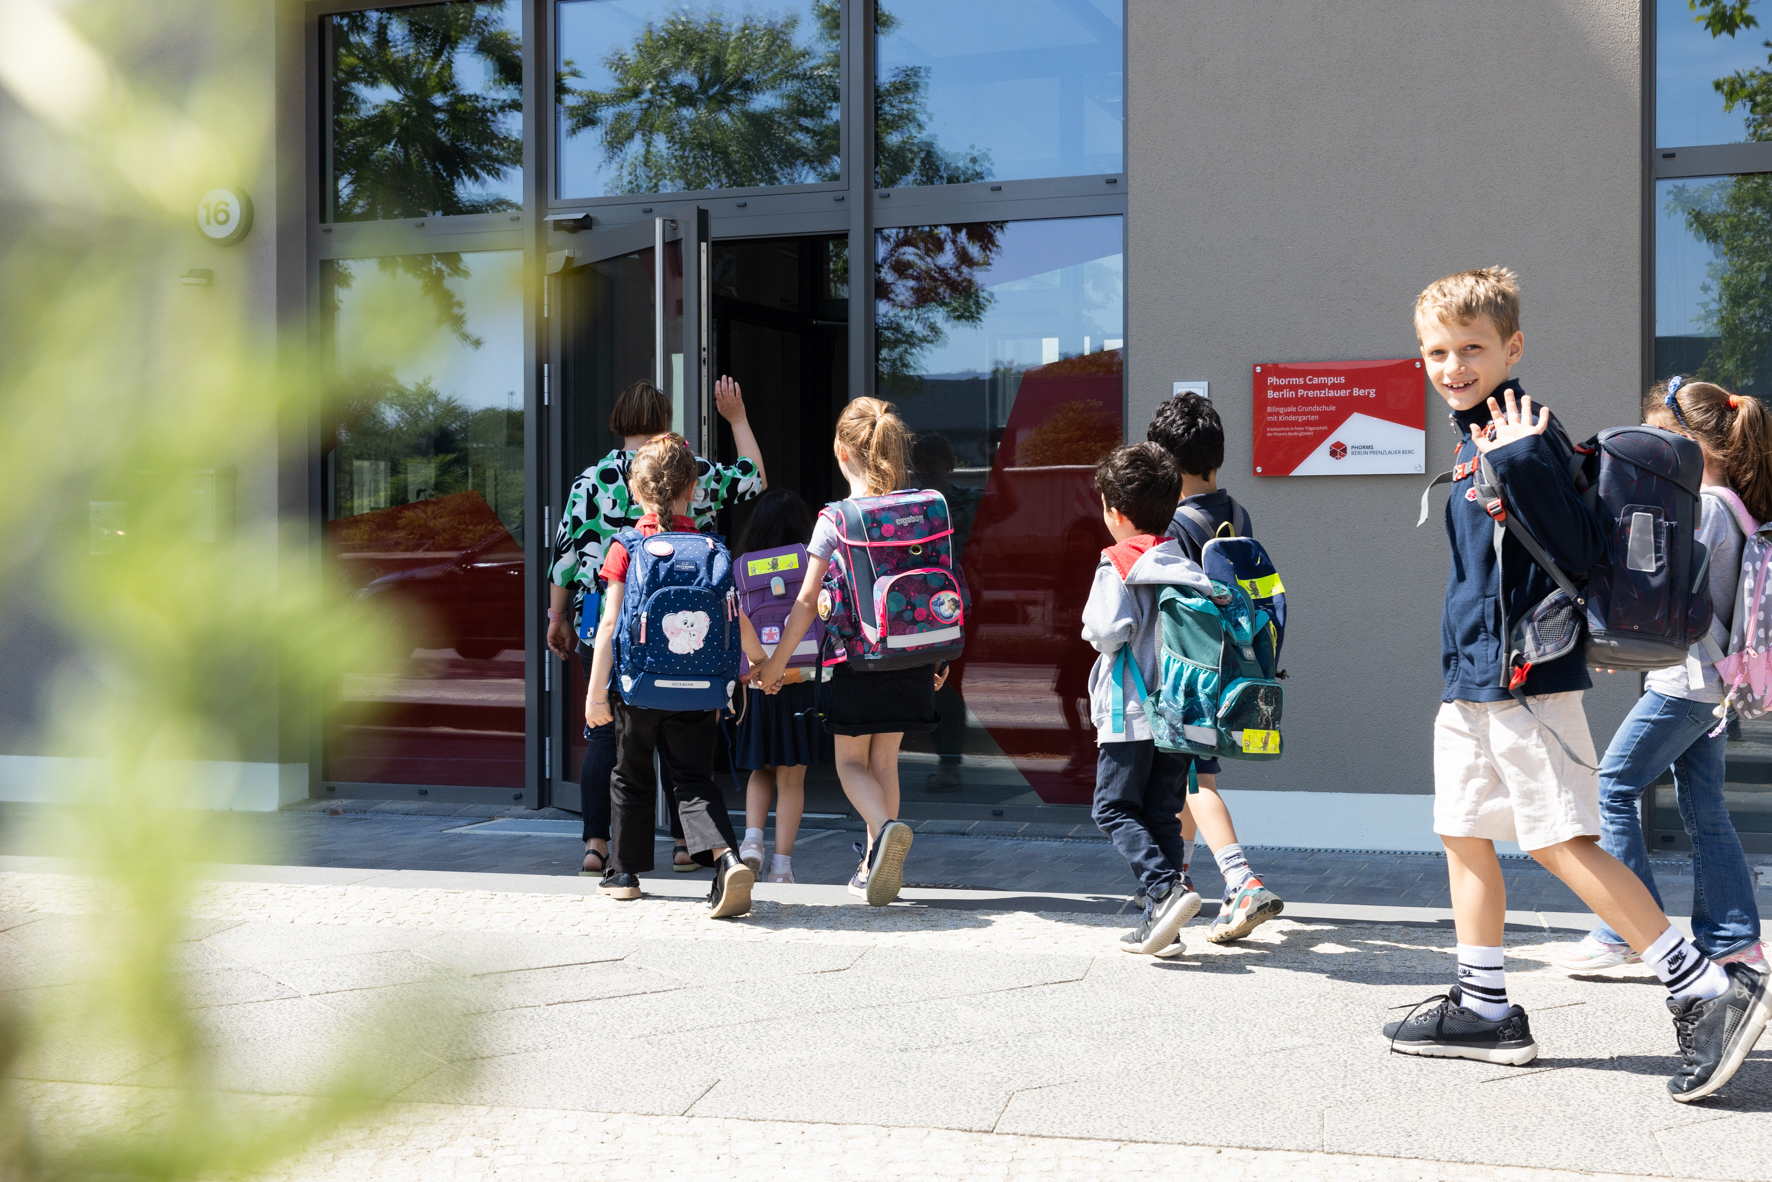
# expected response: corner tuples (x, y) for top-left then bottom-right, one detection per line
(609, 698), (737, 875)
(578, 653), (681, 843)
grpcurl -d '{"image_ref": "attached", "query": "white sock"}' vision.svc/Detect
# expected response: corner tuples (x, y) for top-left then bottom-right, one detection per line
(1214, 843), (1254, 892)
(744, 827), (764, 846)
(1645, 925), (1730, 1002)
(1182, 837), (1196, 878)
(1455, 944), (1510, 1020)
(771, 854), (791, 872)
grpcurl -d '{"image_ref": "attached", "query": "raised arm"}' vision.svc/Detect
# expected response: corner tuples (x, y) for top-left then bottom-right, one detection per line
(715, 375), (768, 491)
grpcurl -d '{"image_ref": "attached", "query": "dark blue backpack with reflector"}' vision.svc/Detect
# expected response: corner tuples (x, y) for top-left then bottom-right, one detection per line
(610, 528), (741, 711)
(1169, 497), (1288, 667)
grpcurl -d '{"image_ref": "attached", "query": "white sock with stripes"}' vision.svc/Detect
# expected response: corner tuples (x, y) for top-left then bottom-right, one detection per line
(1646, 925), (1730, 1002)
(1455, 944), (1510, 1021)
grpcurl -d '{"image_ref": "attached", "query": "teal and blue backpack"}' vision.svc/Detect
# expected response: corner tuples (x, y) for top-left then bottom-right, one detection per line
(1112, 578), (1286, 761)
(610, 527), (741, 711)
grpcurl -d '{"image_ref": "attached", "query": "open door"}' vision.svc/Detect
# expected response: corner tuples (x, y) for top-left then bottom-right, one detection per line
(543, 207), (711, 811)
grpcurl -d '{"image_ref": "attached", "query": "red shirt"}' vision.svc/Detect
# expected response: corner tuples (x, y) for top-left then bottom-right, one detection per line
(598, 513), (699, 584)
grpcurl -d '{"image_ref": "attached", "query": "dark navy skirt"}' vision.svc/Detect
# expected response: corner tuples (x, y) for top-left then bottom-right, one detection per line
(730, 681), (831, 770)
(821, 662), (939, 736)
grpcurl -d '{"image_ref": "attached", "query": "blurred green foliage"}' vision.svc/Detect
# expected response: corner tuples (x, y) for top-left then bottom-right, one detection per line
(0, 1), (464, 1176)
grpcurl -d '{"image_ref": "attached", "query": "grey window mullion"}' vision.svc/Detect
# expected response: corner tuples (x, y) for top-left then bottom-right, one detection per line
(318, 223), (526, 260)
(873, 192), (1126, 231)
(1653, 142), (1772, 179)
(848, 0), (874, 403)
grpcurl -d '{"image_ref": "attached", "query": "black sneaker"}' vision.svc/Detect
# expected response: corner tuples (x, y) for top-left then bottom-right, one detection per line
(1383, 986), (1537, 1065)
(707, 852), (754, 918)
(598, 870), (641, 900)
(863, 820), (913, 907)
(846, 842), (869, 899)
(1667, 961), (1772, 1102)
(1118, 880), (1202, 955)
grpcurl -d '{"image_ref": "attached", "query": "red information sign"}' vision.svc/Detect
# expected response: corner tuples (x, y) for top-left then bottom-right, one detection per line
(1252, 359), (1427, 476)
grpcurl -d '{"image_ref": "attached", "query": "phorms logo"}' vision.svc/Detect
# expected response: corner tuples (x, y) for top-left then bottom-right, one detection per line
(1328, 441), (1347, 460)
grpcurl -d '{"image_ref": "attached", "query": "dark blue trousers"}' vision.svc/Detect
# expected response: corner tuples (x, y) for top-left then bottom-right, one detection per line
(1092, 739), (1190, 898)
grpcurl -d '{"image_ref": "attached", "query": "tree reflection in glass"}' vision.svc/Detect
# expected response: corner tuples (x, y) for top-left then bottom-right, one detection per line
(1659, 2), (1772, 393)
(325, 1), (522, 222)
(557, 0), (842, 196)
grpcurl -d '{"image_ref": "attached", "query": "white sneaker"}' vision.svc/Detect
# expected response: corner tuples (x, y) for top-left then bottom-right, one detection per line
(1549, 934), (1642, 972)
(767, 865), (795, 884)
(738, 839), (765, 874)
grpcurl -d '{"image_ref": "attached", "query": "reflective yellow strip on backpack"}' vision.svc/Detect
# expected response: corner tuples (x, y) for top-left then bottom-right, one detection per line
(1238, 573), (1285, 600)
(1239, 728), (1280, 754)
(747, 552), (801, 577)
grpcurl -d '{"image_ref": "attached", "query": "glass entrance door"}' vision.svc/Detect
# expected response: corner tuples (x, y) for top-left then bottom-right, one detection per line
(546, 208), (711, 810)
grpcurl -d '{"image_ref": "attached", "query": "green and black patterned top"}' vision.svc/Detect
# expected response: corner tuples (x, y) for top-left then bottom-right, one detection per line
(549, 447), (762, 601)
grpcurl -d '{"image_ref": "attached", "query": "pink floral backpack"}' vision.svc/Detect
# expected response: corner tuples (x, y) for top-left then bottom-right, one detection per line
(815, 490), (970, 671)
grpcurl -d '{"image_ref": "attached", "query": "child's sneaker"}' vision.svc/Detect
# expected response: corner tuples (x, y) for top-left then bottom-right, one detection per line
(1716, 942), (1767, 973)
(708, 852), (754, 919)
(738, 838), (765, 874)
(1382, 986), (1538, 1065)
(1667, 961), (1772, 1101)
(863, 821), (913, 907)
(1549, 934), (1641, 973)
(846, 842), (869, 898)
(767, 864), (795, 884)
(1206, 878), (1283, 943)
(1154, 935), (1187, 958)
(1118, 881), (1202, 955)
(598, 870), (641, 900)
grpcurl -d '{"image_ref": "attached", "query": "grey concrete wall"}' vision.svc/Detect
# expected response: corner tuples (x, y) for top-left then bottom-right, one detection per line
(1127, 0), (1644, 795)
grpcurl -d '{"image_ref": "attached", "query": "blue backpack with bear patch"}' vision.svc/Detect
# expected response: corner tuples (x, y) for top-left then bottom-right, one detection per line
(610, 528), (741, 711)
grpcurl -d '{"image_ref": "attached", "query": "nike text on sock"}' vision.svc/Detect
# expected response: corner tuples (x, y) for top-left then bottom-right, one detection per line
(744, 828), (764, 845)
(1214, 843), (1255, 892)
(1455, 944), (1510, 1021)
(1645, 925), (1730, 1001)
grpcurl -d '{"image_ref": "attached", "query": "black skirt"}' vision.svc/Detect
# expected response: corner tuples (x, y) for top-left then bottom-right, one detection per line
(821, 662), (939, 736)
(730, 682), (830, 770)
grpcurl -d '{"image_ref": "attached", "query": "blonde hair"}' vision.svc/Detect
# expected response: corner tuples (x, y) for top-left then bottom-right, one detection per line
(629, 432), (697, 515)
(1645, 378), (1772, 521)
(834, 397), (910, 496)
(608, 380), (672, 437)
(1415, 266), (1522, 342)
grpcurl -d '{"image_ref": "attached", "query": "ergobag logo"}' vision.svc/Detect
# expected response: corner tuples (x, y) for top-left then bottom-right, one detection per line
(894, 514), (923, 526)
(1329, 441), (1347, 460)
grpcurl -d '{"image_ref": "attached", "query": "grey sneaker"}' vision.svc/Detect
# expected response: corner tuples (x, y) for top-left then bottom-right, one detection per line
(1382, 986), (1538, 1065)
(1118, 882), (1202, 955)
(1667, 961), (1772, 1102)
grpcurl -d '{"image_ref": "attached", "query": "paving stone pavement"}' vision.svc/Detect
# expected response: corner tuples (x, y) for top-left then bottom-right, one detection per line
(3, 862), (1769, 1182)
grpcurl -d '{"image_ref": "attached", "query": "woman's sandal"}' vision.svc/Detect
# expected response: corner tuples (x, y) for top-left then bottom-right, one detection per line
(672, 842), (697, 873)
(579, 847), (608, 877)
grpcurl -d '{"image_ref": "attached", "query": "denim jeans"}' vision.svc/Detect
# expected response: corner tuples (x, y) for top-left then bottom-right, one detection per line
(1092, 740), (1189, 899)
(1592, 690), (1761, 958)
(578, 655), (679, 844)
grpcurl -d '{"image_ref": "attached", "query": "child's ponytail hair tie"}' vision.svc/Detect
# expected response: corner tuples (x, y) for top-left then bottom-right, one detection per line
(1730, 394), (1741, 409)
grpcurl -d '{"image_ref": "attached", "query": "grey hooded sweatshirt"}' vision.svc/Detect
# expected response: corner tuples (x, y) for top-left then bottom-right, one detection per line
(1080, 534), (1212, 744)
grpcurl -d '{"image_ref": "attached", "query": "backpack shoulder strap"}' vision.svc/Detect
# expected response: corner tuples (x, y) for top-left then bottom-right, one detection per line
(1417, 470), (1457, 527)
(1109, 646), (1153, 736)
(1171, 506), (1214, 548)
(1705, 487), (1758, 537)
(1221, 495), (1252, 539)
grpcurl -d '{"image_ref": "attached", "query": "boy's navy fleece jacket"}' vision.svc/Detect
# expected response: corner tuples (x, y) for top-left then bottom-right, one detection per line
(1440, 380), (1607, 703)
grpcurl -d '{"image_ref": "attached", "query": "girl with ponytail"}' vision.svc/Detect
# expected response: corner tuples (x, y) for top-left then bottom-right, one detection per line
(1550, 377), (1766, 973)
(750, 397), (948, 906)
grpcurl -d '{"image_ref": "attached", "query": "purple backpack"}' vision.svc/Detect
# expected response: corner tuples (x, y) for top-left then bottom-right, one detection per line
(735, 543), (824, 671)
(816, 490), (970, 671)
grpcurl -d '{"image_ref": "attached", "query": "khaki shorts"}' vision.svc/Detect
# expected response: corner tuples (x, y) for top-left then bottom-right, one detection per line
(1433, 692), (1601, 852)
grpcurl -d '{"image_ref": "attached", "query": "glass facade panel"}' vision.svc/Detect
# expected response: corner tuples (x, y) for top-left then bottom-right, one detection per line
(323, 250), (526, 788)
(1657, 0), (1768, 148)
(323, 1), (523, 222)
(878, 215), (1123, 807)
(556, 0), (842, 198)
(875, 0), (1123, 188)
(1655, 174), (1772, 394)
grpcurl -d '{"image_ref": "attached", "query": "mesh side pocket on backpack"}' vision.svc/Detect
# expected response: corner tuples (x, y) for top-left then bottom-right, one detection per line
(1150, 649), (1221, 752)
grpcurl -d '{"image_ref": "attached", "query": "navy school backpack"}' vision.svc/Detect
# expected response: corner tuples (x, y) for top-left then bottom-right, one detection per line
(1169, 497), (1288, 667)
(610, 528), (742, 711)
(1418, 420), (1713, 762)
